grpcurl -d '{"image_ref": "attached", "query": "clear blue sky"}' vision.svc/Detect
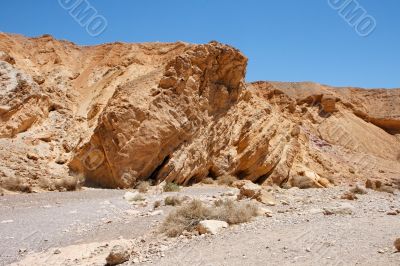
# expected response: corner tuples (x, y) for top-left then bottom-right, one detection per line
(0, 0), (399, 88)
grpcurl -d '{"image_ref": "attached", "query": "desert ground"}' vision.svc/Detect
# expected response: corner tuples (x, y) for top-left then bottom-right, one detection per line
(1, 183), (399, 265)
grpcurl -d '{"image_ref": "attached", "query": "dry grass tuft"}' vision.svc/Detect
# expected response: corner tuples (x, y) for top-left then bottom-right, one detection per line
(136, 181), (150, 193)
(55, 176), (79, 192)
(163, 182), (180, 192)
(153, 200), (162, 209)
(160, 199), (259, 237)
(201, 177), (214, 185)
(217, 175), (237, 186)
(212, 199), (259, 225)
(350, 184), (367, 195)
(378, 185), (395, 194)
(366, 178), (395, 194)
(132, 193), (146, 202)
(1, 177), (32, 193)
(63, 176), (79, 191)
(164, 195), (184, 206)
(38, 177), (52, 190)
(160, 200), (211, 237)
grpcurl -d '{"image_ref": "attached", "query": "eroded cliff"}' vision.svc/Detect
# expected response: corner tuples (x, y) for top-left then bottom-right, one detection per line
(1, 33), (399, 192)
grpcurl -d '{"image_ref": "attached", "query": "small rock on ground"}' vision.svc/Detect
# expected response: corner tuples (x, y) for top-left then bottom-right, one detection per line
(394, 238), (400, 252)
(198, 220), (228, 235)
(106, 245), (130, 265)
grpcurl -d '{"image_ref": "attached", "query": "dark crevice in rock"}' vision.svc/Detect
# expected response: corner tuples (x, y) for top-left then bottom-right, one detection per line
(148, 155), (171, 181)
(208, 167), (218, 179)
(255, 160), (280, 185)
(235, 170), (249, 180)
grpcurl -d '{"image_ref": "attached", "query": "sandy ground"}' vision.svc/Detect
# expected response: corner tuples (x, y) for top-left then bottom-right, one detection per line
(145, 187), (400, 266)
(1, 185), (399, 266)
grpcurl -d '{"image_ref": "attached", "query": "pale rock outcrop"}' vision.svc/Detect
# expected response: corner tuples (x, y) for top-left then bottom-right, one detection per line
(239, 182), (262, 199)
(323, 203), (355, 215)
(197, 220), (228, 235)
(0, 51), (15, 65)
(289, 168), (329, 189)
(236, 180), (276, 204)
(0, 61), (51, 138)
(123, 191), (140, 202)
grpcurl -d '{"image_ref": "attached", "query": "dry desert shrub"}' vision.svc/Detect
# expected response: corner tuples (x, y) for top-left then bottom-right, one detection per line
(163, 181), (180, 192)
(55, 176), (79, 192)
(38, 177), (53, 190)
(153, 200), (162, 209)
(132, 193), (146, 202)
(341, 192), (358, 200)
(1, 177), (32, 193)
(350, 184), (368, 195)
(160, 199), (259, 237)
(378, 185), (395, 194)
(136, 181), (150, 193)
(164, 195), (184, 206)
(63, 176), (79, 191)
(217, 175), (237, 186)
(201, 177), (215, 185)
(160, 199), (212, 237)
(1, 176), (22, 191)
(365, 178), (395, 194)
(212, 199), (259, 225)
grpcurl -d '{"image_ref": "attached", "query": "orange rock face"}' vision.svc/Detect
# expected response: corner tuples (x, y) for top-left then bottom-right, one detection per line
(0, 33), (399, 191)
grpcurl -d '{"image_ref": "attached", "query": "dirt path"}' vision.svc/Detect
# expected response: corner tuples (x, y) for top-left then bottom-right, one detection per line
(0, 189), (139, 265)
(0, 186), (227, 265)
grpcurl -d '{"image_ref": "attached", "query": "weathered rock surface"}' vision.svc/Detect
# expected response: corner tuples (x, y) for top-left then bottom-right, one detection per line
(1, 33), (400, 192)
(197, 220), (228, 235)
(323, 203), (355, 215)
(105, 245), (130, 266)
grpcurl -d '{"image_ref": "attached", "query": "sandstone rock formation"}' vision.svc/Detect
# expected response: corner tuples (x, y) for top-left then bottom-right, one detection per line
(1, 33), (400, 192)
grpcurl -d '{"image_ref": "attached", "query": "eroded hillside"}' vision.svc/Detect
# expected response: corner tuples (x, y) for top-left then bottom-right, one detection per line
(0, 33), (399, 192)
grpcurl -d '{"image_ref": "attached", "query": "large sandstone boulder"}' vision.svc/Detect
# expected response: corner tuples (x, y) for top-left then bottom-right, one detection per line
(237, 180), (276, 205)
(70, 42), (303, 189)
(70, 41), (248, 188)
(239, 182), (262, 199)
(289, 169), (328, 189)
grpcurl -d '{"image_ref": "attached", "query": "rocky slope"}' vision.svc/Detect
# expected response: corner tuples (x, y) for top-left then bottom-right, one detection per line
(0, 33), (399, 192)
